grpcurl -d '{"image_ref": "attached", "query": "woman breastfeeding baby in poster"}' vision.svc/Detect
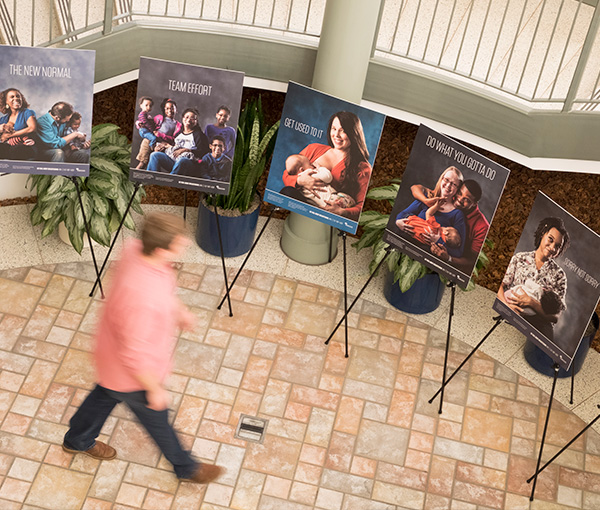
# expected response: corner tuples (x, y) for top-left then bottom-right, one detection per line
(279, 110), (372, 221)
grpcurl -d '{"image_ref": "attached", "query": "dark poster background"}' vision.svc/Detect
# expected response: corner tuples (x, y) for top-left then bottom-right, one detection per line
(493, 192), (600, 370)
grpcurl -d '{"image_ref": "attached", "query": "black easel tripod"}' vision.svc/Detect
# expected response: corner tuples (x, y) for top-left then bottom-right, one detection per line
(216, 205), (279, 313)
(528, 402), (600, 501)
(527, 363), (560, 501)
(428, 313), (506, 414)
(66, 176), (106, 298)
(89, 182), (141, 298)
(325, 245), (393, 357)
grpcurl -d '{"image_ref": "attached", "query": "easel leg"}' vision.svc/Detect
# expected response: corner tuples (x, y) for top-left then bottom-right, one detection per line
(217, 206), (278, 310)
(183, 190), (187, 221)
(90, 183), (140, 298)
(436, 282), (456, 415)
(429, 315), (504, 405)
(71, 177), (104, 299)
(527, 404), (600, 482)
(213, 200), (232, 317)
(341, 232), (349, 357)
(570, 369), (575, 405)
(325, 246), (392, 345)
(528, 363), (560, 501)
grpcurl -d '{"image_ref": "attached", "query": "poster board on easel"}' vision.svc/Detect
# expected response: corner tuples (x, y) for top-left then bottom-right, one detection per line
(263, 82), (385, 235)
(0, 45), (95, 176)
(383, 124), (510, 289)
(493, 191), (600, 372)
(129, 57), (244, 195)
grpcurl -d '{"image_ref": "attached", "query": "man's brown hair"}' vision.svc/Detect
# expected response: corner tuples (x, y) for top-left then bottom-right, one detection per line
(141, 212), (186, 255)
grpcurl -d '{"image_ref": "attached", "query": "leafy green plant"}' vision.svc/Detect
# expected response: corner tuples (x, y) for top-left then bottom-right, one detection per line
(28, 124), (145, 253)
(206, 96), (279, 213)
(353, 181), (493, 292)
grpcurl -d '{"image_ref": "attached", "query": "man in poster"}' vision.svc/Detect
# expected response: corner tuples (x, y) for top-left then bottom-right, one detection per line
(36, 101), (90, 163)
(413, 179), (490, 272)
(384, 125), (509, 289)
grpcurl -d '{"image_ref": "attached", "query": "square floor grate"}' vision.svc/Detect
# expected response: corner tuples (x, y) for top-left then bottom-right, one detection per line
(235, 415), (268, 443)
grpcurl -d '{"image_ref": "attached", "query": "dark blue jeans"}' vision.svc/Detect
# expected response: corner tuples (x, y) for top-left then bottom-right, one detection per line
(64, 384), (198, 479)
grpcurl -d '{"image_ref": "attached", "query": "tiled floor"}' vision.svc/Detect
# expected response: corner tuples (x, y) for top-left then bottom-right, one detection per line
(2, 204), (600, 509)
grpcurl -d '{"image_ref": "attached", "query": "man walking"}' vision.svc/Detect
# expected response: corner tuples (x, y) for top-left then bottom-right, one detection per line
(63, 212), (223, 484)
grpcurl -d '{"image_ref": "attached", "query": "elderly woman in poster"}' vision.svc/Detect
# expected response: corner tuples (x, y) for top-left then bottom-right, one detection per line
(279, 111), (371, 221)
(498, 217), (570, 340)
(0, 88), (37, 160)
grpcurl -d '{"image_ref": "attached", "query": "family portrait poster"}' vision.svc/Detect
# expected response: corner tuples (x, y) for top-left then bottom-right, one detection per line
(0, 45), (95, 176)
(263, 82), (385, 235)
(130, 57), (244, 194)
(383, 125), (510, 289)
(493, 192), (600, 371)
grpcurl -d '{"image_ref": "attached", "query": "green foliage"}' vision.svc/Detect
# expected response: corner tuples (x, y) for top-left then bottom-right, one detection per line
(206, 96), (279, 213)
(353, 182), (493, 293)
(28, 123), (145, 254)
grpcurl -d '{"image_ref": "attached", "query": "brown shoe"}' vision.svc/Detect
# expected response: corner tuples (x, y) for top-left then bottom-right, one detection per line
(184, 464), (225, 484)
(62, 441), (117, 460)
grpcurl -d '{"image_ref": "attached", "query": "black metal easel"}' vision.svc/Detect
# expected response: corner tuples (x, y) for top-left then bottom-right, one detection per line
(527, 403), (600, 499)
(328, 226), (336, 263)
(428, 314), (505, 411)
(528, 363), (560, 501)
(89, 182), (140, 298)
(216, 205), (279, 311)
(325, 245), (393, 356)
(428, 282), (456, 414)
(69, 177), (104, 299)
(212, 197), (233, 317)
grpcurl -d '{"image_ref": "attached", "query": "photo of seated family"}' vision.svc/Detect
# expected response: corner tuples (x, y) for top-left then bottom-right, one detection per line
(0, 88), (90, 164)
(129, 57), (244, 193)
(384, 125), (510, 288)
(134, 98), (233, 182)
(0, 45), (95, 174)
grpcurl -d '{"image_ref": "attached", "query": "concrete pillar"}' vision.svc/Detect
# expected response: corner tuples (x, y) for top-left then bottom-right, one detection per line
(280, 0), (383, 264)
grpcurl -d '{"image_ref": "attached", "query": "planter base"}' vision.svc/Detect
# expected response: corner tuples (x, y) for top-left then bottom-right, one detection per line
(524, 313), (598, 377)
(384, 270), (445, 314)
(280, 213), (338, 265)
(196, 198), (260, 257)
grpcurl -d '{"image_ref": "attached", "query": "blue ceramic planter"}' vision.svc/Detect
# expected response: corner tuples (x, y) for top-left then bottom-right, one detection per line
(383, 270), (445, 314)
(523, 313), (598, 377)
(196, 198), (260, 257)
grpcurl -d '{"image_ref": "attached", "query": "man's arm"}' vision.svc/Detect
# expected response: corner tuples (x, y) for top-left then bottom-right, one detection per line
(133, 372), (170, 411)
(430, 243), (472, 271)
(37, 115), (67, 149)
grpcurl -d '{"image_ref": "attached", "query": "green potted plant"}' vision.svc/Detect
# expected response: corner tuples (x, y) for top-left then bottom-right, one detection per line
(196, 96), (279, 257)
(28, 124), (145, 253)
(354, 181), (493, 313)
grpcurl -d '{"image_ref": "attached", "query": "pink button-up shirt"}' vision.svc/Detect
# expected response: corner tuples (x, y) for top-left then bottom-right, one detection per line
(95, 240), (178, 392)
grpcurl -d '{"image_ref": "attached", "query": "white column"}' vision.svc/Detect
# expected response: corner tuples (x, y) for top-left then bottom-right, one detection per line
(280, 0), (383, 264)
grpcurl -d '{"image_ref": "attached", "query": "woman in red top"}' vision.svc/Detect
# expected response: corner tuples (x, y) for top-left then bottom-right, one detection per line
(280, 111), (371, 220)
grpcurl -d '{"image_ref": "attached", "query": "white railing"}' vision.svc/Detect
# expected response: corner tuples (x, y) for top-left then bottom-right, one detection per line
(375, 0), (600, 112)
(1, 0), (599, 113)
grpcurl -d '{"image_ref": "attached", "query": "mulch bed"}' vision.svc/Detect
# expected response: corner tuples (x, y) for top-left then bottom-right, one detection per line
(3, 81), (600, 350)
